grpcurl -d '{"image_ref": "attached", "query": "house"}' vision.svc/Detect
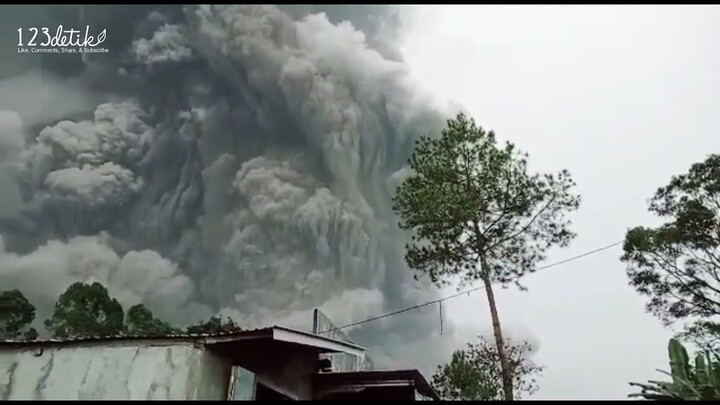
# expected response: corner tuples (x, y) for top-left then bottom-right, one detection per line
(0, 310), (438, 400)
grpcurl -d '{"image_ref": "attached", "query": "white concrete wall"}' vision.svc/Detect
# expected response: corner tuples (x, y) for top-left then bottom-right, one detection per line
(0, 342), (231, 400)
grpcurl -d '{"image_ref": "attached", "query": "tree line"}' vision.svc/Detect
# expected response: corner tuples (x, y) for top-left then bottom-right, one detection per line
(392, 113), (720, 400)
(0, 282), (240, 341)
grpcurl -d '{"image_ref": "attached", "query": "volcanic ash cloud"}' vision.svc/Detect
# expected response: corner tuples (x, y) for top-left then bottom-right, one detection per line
(0, 4), (461, 374)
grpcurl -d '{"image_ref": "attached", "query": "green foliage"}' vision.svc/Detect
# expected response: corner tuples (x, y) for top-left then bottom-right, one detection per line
(22, 327), (38, 341)
(125, 304), (181, 336)
(3, 284), (192, 340)
(393, 113), (578, 401)
(621, 154), (720, 351)
(0, 289), (37, 340)
(679, 321), (720, 359)
(186, 315), (241, 334)
(630, 338), (720, 400)
(432, 337), (543, 400)
(392, 112), (580, 288)
(44, 282), (125, 338)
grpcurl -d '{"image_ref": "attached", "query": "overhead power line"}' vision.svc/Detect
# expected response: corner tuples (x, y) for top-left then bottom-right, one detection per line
(327, 241), (623, 332)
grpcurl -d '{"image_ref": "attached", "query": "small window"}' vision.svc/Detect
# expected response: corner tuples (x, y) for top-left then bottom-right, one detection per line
(227, 366), (256, 400)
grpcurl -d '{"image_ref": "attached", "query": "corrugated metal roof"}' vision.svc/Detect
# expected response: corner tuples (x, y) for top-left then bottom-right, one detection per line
(0, 326), (271, 345)
(314, 370), (440, 400)
(0, 325), (367, 357)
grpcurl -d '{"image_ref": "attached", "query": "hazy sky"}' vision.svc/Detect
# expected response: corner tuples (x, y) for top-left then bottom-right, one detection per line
(399, 5), (720, 400)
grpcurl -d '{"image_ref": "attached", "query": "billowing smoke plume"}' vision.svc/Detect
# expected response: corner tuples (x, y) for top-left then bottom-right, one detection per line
(0, 5), (464, 373)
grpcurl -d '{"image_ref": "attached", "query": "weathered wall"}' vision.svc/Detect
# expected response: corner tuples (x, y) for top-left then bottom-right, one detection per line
(0, 342), (231, 400)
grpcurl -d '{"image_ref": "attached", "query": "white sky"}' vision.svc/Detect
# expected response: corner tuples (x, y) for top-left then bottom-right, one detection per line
(399, 5), (720, 400)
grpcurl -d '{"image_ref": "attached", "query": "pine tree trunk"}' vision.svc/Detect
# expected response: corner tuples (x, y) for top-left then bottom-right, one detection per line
(481, 256), (514, 400)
